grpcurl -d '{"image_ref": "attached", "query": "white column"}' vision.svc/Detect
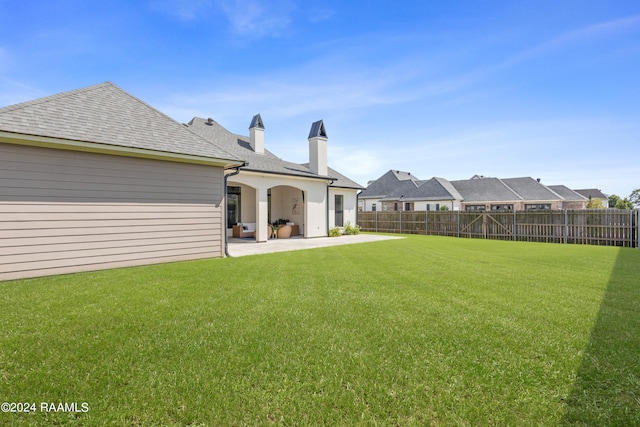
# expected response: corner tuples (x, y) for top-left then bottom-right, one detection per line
(256, 187), (269, 242)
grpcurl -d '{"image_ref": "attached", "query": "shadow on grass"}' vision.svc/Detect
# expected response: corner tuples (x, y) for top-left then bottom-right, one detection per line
(561, 248), (640, 425)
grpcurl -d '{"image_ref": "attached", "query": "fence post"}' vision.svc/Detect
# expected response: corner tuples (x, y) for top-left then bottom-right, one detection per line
(513, 210), (517, 241)
(457, 210), (460, 238)
(629, 210), (633, 248)
(426, 210), (428, 236)
(564, 210), (569, 244)
(399, 211), (402, 234)
(635, 209), (640, 250)
(375, 210), (378, 233)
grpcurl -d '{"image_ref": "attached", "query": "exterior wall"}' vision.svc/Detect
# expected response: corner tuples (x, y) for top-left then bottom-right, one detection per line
(0, 143), (225, 280)
(460, 200), (565, 211)
(238, 184), (257, 222)
(229, 172), (328, 239)
(414, 200), (461, 211)
(329, 188), (358, 228)
(359, 198), (382, 212)
(271, 185), (305, 228)
(562, 200), (588, 209)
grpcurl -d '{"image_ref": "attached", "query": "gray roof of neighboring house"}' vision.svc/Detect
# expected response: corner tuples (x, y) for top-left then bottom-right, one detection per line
(359, 170), (421, 199)
(0, 82), (241, 163)
(574, 188), (609, 200)
(434, 177), (464, 201)
(361, 170), (462, 202)
(401, 177), (461, 201)
(450, 177), (522, 202)
(501, 177), (562, 201)
(548, 185), (588, 201)
(379, 179), (422, 201)
(187, 116), (363, 189)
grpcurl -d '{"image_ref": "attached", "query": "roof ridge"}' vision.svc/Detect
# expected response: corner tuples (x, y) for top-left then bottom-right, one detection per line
(496, 177), (524, 200)
(543, 183), (565, 200)
(104, 86), (241, 162)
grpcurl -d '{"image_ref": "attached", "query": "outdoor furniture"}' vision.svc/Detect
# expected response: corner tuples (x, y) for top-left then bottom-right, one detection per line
(277, 225), (292, 239)
(232, 223), (256, 238)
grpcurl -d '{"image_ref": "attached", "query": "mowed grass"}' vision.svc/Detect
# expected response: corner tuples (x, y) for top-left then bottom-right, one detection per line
(1, 235), (639, 426)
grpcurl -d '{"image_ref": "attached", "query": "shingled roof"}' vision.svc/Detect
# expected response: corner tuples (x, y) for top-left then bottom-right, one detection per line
(187, 116), (363, 189)
(547, 185), (587, 201)
(450, 177), (522, 202)
(0, 82), (241, 164)
(574, 188), (609, 200)
(359, 170), (421, 199)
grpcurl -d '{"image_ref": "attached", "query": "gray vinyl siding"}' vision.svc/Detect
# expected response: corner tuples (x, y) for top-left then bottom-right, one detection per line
(0, 143), (225, 280)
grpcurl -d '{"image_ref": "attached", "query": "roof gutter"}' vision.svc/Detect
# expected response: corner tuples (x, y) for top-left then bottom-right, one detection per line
(326, 178), (336, 236)
(223, 163), (246, 257)
(0, 131), (244, 168)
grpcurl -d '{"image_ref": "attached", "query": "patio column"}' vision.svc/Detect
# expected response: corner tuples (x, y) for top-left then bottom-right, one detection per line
(256, 187), (269, 242)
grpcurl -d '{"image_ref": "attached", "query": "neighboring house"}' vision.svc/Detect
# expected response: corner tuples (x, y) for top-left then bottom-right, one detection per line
(0, 82), (242, 280)
(547, 185), (589, 209)
(185, 115), (364, 242)
(452, 176), (587, 211)
(358, 169), (462, 212)
(358, 170), (459, 212)
(574, 188), (609, 206)
(360, 172), (588, 212)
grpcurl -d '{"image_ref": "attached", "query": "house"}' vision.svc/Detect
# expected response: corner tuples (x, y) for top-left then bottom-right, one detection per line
(186, 115), (363, 242)
(452, 176), (587, 211)
(358, 170), (461, 212)
(359, 171), (588, 212)
(0, 82), (242, 280)
(574, 188), (609, 206)
(547, 185), (589, 209)
(0, 83), (363, 280)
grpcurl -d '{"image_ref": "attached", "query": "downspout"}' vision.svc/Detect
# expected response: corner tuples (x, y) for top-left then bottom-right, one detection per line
(326, 179), (336, 236)
(224, 163), (245, 257)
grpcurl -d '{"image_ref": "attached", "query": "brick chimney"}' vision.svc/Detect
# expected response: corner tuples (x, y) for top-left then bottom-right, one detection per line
(249, 114), (264, 154)
(308, 120), (328, 176)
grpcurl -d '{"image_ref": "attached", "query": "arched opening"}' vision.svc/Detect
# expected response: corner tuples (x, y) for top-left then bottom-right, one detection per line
(227, 180), (306, 241)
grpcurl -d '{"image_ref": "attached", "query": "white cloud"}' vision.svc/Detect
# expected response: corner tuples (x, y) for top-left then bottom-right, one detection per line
(148, 0), (213, 21)
(215, 0), (295, 37)
(500, 14), (640, 68)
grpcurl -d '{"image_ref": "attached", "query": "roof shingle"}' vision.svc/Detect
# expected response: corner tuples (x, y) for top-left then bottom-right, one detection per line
(0, 82), (240, 162)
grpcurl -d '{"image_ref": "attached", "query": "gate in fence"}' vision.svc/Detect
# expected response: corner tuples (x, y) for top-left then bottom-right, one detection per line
(357, 209), (639, 248)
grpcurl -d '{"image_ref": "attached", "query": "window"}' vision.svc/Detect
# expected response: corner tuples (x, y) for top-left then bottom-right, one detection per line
(335, 195), (344, 227)
(404, 202), (411, 211)
(525, 203), (551, 211)
(435, 203), (440, 211)
(491, 204), (513, 211)
(465, 205), (486, 212)
(227, 186), (241, 228)
(394, 202), (398, 211)
(371, 203), (377, 212)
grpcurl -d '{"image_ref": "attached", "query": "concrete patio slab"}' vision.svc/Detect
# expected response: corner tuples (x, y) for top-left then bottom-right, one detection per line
(227, 234), (403, 257)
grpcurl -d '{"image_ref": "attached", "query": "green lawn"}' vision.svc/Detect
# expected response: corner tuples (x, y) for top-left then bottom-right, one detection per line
(1, 235), (639, 426)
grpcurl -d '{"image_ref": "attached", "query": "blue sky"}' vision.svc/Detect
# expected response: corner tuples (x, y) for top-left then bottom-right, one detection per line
(1, 0), (639, 198)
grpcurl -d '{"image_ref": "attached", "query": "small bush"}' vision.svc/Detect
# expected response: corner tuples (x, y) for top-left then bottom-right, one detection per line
(329, 227), (342, 237)
(344, 222), (360, 235)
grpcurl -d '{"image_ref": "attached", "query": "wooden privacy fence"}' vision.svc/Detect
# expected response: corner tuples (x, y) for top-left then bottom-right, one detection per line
(357, 209), (639, 248)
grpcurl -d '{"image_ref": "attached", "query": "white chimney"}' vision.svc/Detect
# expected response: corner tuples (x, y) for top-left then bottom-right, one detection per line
(249, 114), (264, 154)
(308, 120), (328, 176)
